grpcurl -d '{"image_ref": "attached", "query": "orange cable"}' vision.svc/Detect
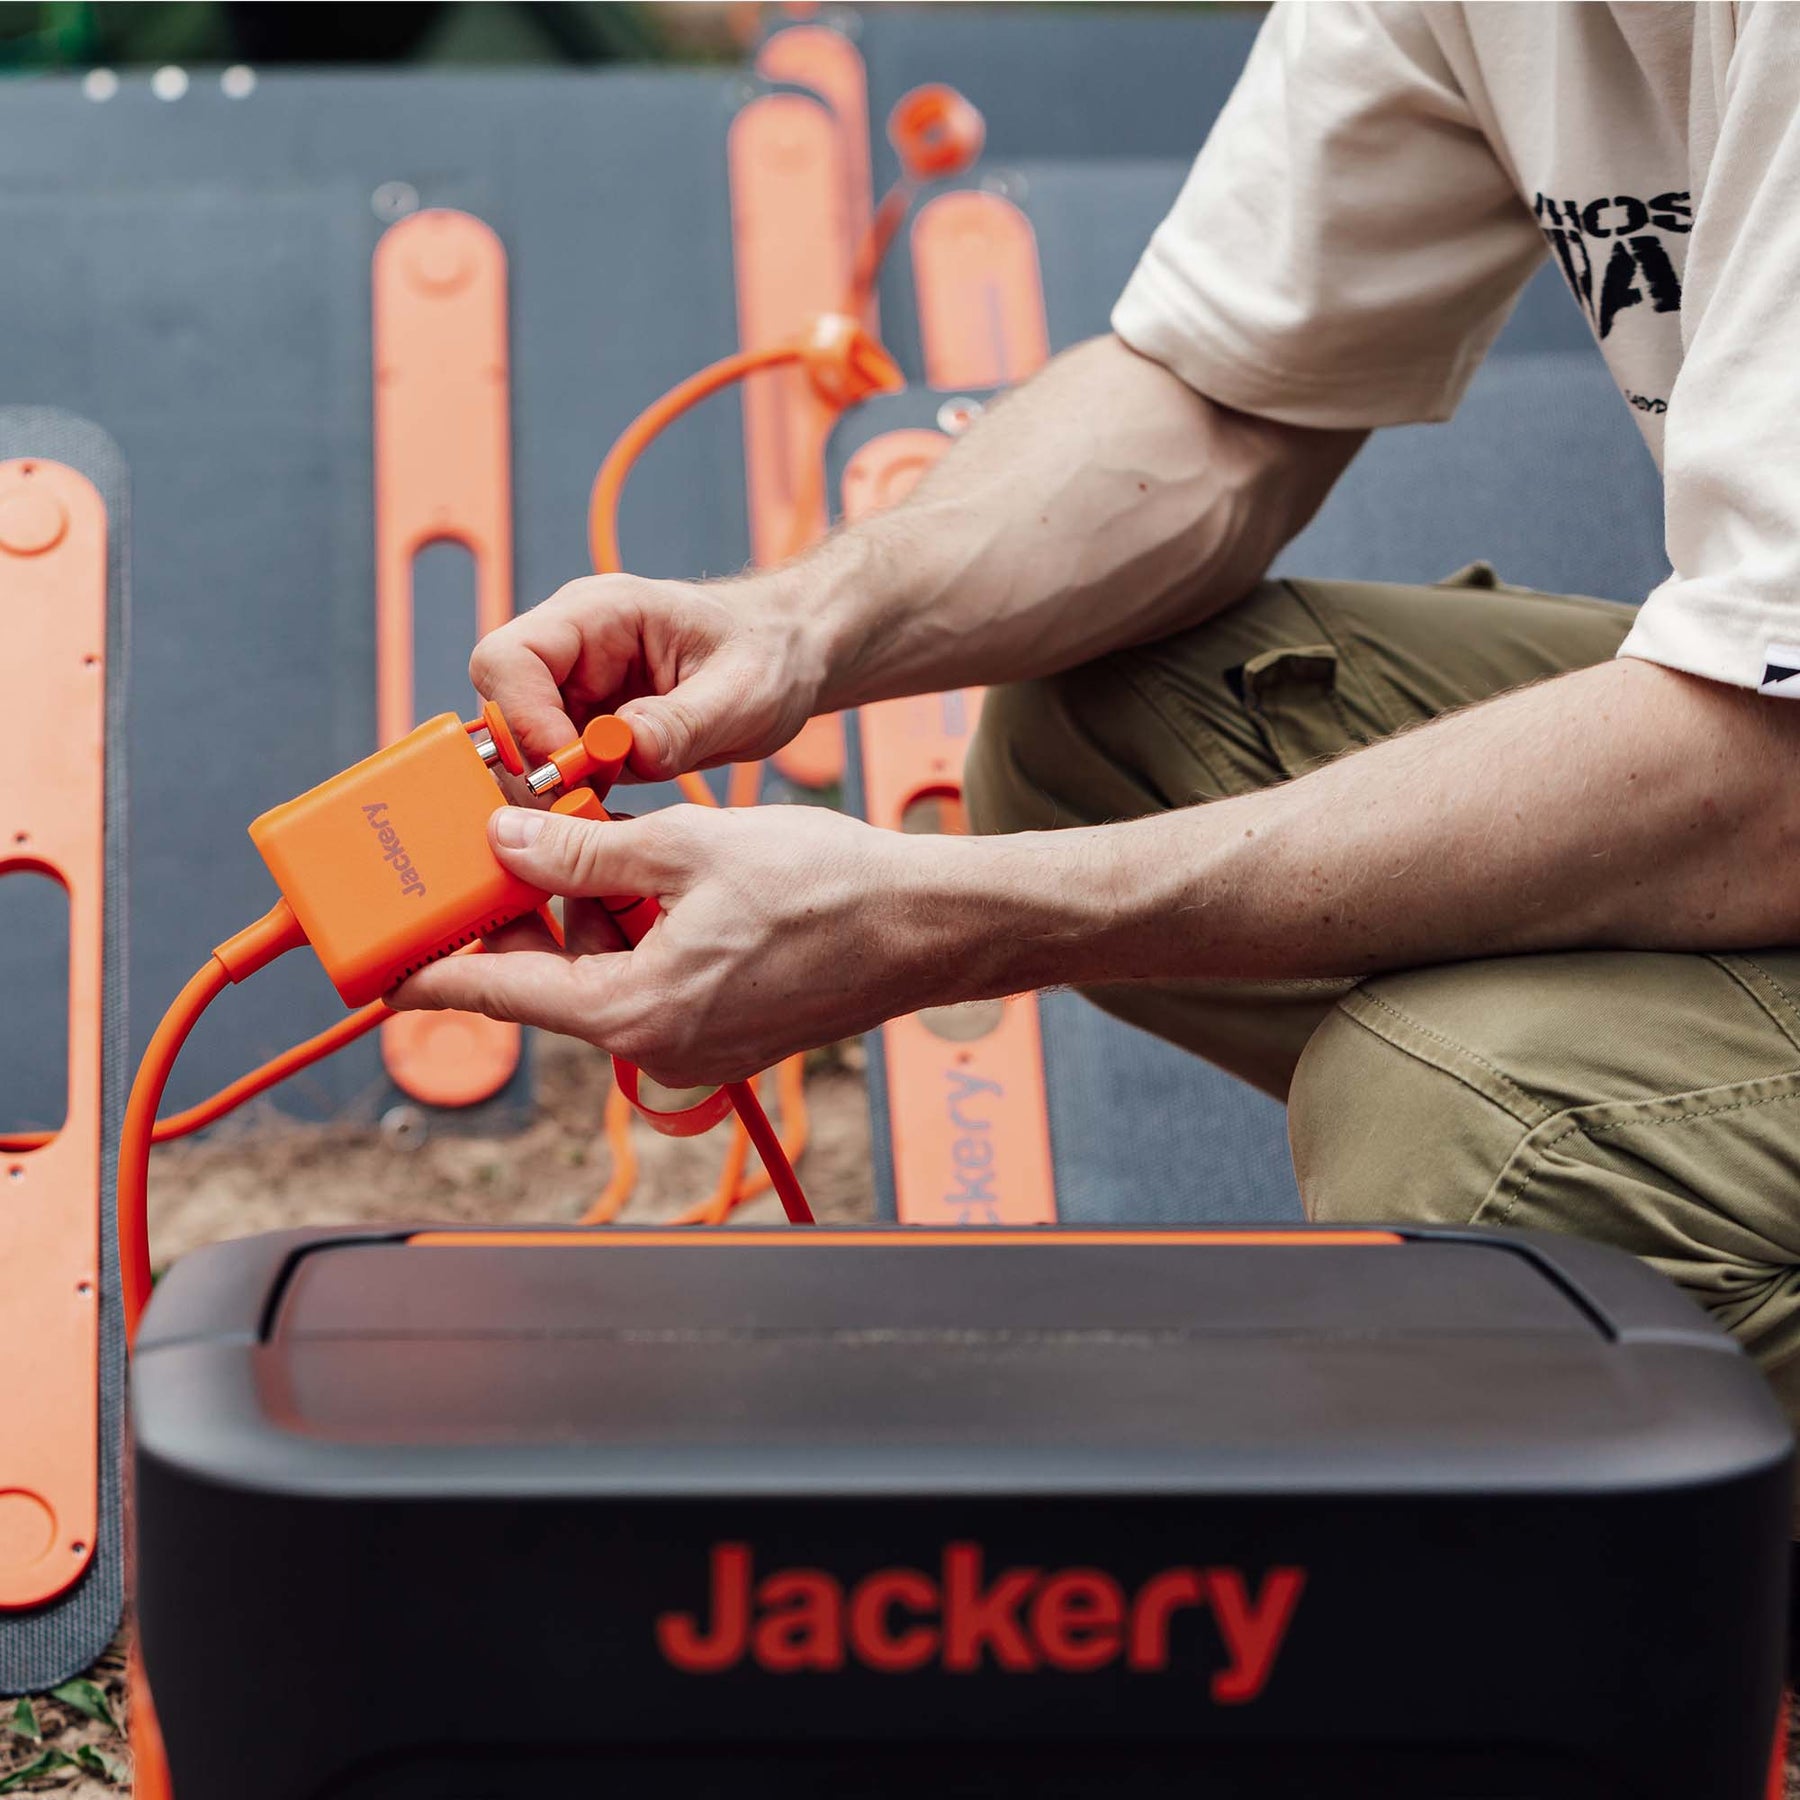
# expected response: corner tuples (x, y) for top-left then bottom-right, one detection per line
(731, 1053), (810, 1210)
(584, 335), (848, 1228)
(849, 181), (912, 320)
(118, 958), (228, 1338)
(672, 1116), (753, 1228)
(727, 1077), (813, 1224)
(119, 900), (306, 1341)
(588, 343), (805, 577)
(152, 1003), (389, 1140)
(579, 1082), (639, 1226)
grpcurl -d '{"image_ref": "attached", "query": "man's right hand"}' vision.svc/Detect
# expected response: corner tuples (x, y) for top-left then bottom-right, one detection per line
(468, 572), (827, 781)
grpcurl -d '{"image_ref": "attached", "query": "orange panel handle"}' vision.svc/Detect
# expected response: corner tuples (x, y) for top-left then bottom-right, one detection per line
(0, 458), (105, 1609)
(912, 190), (1050, 391)
(842, 431), (1059, 1227)
(373, 209), (521, 1109)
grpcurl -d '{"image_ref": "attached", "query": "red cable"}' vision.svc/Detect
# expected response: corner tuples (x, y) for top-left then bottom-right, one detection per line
(726, 1079), (814, 1225)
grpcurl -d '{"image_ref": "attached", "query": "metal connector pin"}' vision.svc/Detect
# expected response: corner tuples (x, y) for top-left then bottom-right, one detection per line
(524, 760), (563, 797)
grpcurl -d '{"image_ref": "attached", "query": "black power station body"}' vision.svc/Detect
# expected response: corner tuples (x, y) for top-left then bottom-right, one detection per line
(133, 1225), (1791, 1798)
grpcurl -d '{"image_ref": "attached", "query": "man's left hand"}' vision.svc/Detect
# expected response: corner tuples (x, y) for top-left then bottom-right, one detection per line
(388, 802), (997, 1086)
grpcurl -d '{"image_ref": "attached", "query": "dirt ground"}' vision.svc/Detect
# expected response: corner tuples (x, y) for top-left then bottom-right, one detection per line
(147, 1030), (875, 1263)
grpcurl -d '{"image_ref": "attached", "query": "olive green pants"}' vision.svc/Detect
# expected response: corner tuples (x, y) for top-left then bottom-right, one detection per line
(964, 567), (1800, 1450)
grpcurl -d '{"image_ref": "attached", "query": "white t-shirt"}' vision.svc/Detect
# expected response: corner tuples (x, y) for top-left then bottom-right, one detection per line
(1112, 1), (1800, 696)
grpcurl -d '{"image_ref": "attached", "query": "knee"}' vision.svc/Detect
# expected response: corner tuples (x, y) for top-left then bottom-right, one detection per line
(1288, 988), (1522, 1230)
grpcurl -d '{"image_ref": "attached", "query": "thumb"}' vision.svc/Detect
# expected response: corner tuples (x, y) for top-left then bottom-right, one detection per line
(489, 806), (680, 900)
(617, 662), (752, 779)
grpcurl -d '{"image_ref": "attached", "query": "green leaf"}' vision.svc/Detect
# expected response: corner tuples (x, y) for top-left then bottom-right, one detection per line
(4, 1701), (38, 1744)
(47, 1677), (116, 1733)
(70, 1744), (126, 1784)
(0, 1749), (71, 1792)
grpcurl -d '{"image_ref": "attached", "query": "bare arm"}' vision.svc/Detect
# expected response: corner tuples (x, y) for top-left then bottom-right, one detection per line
(396, 655), (1800, 1088)
(470, 334), (1363, 774)
(801, 333), (1364, 709)
(970, 657), (1800, 995)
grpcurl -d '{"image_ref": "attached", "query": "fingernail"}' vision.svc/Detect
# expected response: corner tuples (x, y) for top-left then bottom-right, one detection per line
(495, 808), (546, 849)
(633, 712), (669, 763)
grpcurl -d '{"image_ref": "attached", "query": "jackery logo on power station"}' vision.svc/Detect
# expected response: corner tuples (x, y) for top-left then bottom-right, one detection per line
(655, 1543), (1306, 1701)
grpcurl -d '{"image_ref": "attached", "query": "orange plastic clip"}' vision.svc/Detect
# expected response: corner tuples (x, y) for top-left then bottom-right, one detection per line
(843, 432), (1056, 1226)
(889, 83), (986, 182)
(0, 458), (105, 1609)
(373, 209), (520, 1109)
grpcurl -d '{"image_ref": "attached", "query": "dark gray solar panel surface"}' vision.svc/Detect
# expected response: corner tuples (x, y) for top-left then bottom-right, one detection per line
(0, 70), (749, 1120)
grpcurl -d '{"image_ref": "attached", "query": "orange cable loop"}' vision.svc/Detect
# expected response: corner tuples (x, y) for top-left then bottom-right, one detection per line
(587, 343), (805, 578)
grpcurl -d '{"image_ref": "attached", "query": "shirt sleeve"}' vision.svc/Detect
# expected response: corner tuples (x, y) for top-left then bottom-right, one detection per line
(1111, 2), (1545, 429)
(1617, 6), (1800, 694)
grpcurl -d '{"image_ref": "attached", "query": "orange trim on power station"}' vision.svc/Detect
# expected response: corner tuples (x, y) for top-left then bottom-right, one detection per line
(407, 1229), (1404, 1250)
(842, 429), (1057, 1227)
(912, 190), (1050, 390)
(372, 208), (520, 1108)
(0, 457), (105, 1610)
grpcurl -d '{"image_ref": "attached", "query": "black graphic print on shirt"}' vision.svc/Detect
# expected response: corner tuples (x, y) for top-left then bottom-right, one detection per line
(1533, 190), (1691, 341)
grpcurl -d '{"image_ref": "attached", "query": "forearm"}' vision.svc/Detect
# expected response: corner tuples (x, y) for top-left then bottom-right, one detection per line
(774, 335), (1363, 710)
(942, 659), (1800, 996)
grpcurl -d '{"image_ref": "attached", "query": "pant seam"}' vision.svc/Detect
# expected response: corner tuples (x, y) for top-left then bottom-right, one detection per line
(1484, 1082), (1800, 1227)
(1338, 986), (1551, 1127)
(1719, 954), (1800, 1057)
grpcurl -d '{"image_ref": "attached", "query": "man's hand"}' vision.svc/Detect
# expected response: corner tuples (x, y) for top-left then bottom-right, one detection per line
(389, 803), (1005, 1086)
(468, 573), (827, 780)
